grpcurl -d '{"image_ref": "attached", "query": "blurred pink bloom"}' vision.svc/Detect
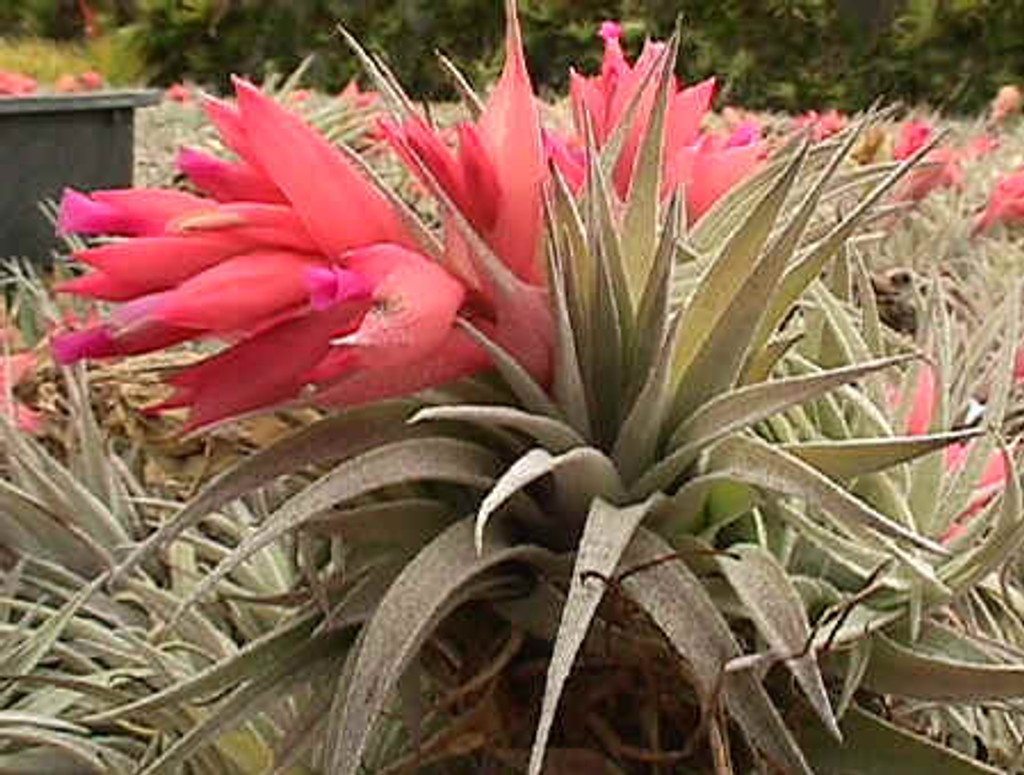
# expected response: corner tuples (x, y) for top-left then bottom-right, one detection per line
(0, 352), (42, 434)
(55, 74), (81, 94)
(287, 89), (311, 104)
(887, 363), (936, 436)
(890, 120), (963, 202)
(973, 167), (1024, 235)
(991, 85), (1022, 124)
(0, 71), (38, 96)
(893, 119), (935, 160)
(1014, 343), (1024, 383)
(339, 78), (379, 109)
(546, 20), (761, 224)
(52, 7), (552, 431)
(942, 443), (1012, 541)
(963, 134), (1000, 160)
(795, 109), (848, 142)
(78, 71), (103, 91)
(665, 133), (764, 222)
(895, 145), (963, 203)
(165, 83), (192, 103)
(891, 362), (1010, 541)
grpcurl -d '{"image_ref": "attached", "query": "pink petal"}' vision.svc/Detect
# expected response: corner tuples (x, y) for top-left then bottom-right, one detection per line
(51, 326), (117, 363)
(668, 139), (764, 223)
(312, 328), (489, 406)
(13, 405), (43, 435)
(894, 120), (934, 160)
(457, 123), (502, 231)
(905, 364), (936, 436)
(980, 447), (1009, 489)
(51, 320), (195, 364)
(475, 4), (546, 285)
(169, 202), (318, 253)
(0, 352), (36, 389)
(945, 442), (969, 471)
(569, 69), (607, 140)
(177, 147), (288, 204)
(75, 235), (245, 293)
(155, 252), (333, 332)
(59, 187), (209, 237)
(544, 130), (586, 192)
(233, 78), (411, 257)
(599, 21), (623, 43)
(305, 266), (375, 311)
(332, 245), (466, 367)
(55, 271), (146, 301)
(385, 116), (467, 212)
(167, 299), (369, 431)
(202, 95), (258, 164)
(666, 77), (716, 151)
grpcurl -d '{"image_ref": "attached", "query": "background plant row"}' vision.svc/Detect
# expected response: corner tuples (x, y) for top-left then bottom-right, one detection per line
(3, 0), (1024, 113)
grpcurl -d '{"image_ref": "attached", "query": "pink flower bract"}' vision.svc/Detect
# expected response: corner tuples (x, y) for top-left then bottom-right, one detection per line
(52, 6), (554, 432)
(546, 21), (762, 224)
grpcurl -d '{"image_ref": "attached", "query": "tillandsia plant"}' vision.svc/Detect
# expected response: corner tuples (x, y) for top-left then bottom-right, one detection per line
(29, 2), (1024, 774)
(0, 307), (325, 774)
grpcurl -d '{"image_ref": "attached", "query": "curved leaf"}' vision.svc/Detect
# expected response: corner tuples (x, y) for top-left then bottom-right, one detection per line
(621, 529), (812, 775)
(620, 32), (676, 299)
(84, 611), (320, 724)
(757, 133), (943, 350)
(528, 496), (663, 775)
(137, 631), (354, 775)
(634, 355), (911, 498)
(860, 629), (1024, 703)
(165, 437), (503, 630)
(709, 434), (948, 556)
(412, 405), (585, 452)
(783, 430), (979, 481)
(476, 447), (625, 552)
(112, 401), (419, 582)
(326, 518), (555, 774)
(796, 704), (1002, 775)
(545, 223), (593, 438)
(717, 544), (840, 740)
(612, 314), (683, 484)
(670, 143), (807, 414)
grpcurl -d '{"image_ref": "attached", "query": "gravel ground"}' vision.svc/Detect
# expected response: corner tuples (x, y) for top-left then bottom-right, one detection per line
(134, 101), (212, 188)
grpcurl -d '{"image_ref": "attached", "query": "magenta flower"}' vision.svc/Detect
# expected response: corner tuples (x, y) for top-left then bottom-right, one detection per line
(52, 9), (553, 432)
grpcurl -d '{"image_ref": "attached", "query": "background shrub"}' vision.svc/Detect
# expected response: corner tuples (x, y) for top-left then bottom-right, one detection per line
(7, 0), (1024, 113)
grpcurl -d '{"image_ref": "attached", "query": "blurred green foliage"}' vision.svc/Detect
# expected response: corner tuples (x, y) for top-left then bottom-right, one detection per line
(4, 0), (1024, 113)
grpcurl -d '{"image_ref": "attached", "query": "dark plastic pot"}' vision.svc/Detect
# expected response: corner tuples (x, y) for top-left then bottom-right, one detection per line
(0, 90), (161, 263)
